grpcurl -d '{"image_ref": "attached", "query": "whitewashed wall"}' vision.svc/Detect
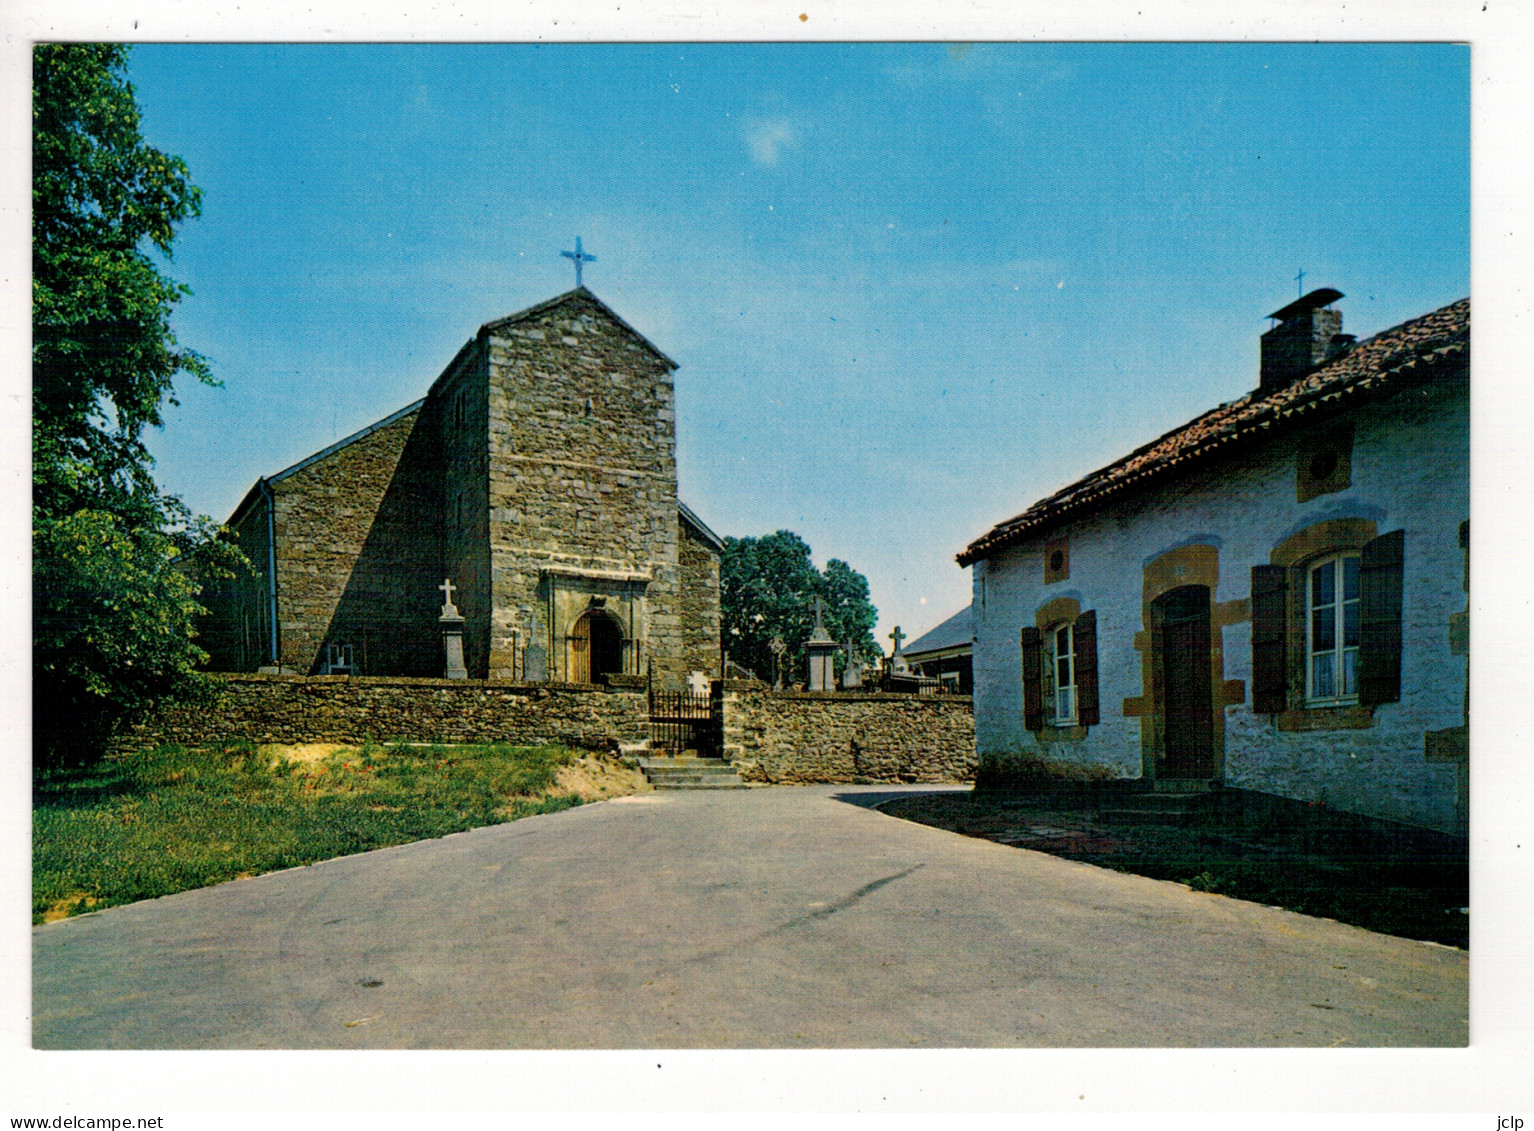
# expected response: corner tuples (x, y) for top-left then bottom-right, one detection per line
(971, 378), (1468, 833)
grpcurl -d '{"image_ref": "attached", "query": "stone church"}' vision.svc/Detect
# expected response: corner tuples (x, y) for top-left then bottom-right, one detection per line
(200, 287), (724, 689)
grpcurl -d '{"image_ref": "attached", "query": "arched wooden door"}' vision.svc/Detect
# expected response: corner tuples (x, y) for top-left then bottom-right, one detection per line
(1152, 584), (1215, 779)
(571, 611), (624, 683)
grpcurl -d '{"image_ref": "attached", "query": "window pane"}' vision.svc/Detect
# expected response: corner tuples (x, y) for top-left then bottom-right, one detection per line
(1313, 653), (1335, 699)
(1057, 656), (1070, 686)
(1342, 649), (1357, 697)
(1312, 606), (1335, 650)
(1343, 555), (1360, 602)
(1057, 686), (1074, 721)
(1057, 625), (1071, 656)
(1343, 601), (1359, 648)
(1311, 559), (1335, 607)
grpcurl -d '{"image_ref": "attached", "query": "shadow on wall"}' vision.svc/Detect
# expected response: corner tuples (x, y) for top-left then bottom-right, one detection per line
(322, 407), (447, 677)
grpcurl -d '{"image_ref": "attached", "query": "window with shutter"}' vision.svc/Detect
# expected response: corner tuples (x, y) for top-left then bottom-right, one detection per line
(1024, 608), (1098, 733)
(1021, 626), (1044, 731)
(1250, 564), (1288, 713)
(1260, 520), (1402, 729)
(1358, 529), (1405, 706)
(1074, 610), (1100, 726)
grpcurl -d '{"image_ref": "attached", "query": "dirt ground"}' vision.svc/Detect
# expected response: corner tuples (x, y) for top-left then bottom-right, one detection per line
(553, 755), (650, 801)
(256, 743), (648, 803)
(879, 788), (1469, 949)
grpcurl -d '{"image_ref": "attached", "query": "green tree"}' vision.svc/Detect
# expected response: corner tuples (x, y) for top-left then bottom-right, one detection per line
(720, 531), (879, 686)
(33, 44), (242, 763)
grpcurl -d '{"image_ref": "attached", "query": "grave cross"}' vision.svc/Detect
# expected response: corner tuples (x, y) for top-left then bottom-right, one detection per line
(561, 237), (597, 287)
(889, 625), (905, 654)
(439, 577), (457, 607)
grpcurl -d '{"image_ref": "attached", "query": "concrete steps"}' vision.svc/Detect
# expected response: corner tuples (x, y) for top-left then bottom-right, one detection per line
(637, 756), (749, 791)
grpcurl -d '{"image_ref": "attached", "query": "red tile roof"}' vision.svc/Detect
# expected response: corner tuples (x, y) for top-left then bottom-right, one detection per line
(958, 298), (1469, 567)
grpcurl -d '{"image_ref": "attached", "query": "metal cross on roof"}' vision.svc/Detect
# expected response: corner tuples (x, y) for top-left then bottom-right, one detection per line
(1295, 268), (1306, 297)
(561, 237), (596, 287)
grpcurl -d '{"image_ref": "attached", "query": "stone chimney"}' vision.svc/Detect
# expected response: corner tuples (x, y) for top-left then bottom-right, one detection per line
(1259, 288), (1355, 392)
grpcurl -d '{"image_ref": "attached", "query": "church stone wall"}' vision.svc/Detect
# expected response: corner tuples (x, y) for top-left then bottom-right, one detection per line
(199, 494), (274, 672)
(120, 673), (648, 751)
(482, 293), (685, 687)
(270, 410), (428, 675)
(719, 684), (976, 784)
(679, 519), (722, 678)
(435, 344), (493, 676)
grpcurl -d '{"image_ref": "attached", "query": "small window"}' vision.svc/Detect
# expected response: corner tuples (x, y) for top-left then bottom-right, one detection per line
(327, 642), (355, 675)
(1044, 538), (1069, 584)
(1051, 623), (1076, 723)
(1306, 554), (1359, 704)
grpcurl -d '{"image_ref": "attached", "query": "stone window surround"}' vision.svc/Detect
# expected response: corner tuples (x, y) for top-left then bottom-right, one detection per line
(1295, 423), (1354, 504)
(1043, 536), (1070, 585)
(1032, 596), (1086, 741)
(1267, 517), (1379, 732)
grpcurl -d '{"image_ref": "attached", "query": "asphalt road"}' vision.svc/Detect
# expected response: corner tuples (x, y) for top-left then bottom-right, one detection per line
(32, 785), (1468, 1048)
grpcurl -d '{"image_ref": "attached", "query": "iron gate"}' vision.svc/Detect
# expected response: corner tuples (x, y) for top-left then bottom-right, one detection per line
(648, 681), (722, 757)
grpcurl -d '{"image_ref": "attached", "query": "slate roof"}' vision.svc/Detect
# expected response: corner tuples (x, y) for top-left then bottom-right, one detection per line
(904, 605), (975, 658)
(958, 297), (1469, 567)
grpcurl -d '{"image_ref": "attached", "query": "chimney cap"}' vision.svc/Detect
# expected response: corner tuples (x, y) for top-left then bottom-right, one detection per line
(1267, 288), (1344, 322)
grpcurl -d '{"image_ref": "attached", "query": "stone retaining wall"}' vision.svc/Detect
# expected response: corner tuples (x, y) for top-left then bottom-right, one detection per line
(122, 674), (648, 751)
(720, 683), (975, 784)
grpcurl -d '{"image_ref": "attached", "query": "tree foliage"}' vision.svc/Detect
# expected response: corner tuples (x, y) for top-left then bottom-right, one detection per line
(720, 531), (879, 686)
(33, 44), (241, 763)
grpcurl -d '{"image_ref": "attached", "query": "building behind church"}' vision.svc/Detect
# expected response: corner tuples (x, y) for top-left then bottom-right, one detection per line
(200, 288), (723, 690)
(959, 291), (1469, 835)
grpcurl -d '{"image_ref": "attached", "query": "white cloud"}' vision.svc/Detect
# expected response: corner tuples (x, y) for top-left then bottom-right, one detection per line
(745, 119), (796, 167)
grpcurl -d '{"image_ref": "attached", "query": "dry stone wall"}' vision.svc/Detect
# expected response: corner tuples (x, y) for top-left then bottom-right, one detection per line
(123, 674), (648, 751)
(720, 684), (975, 784)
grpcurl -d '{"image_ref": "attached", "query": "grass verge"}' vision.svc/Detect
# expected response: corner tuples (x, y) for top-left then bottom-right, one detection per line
(34, 739), (592, 925)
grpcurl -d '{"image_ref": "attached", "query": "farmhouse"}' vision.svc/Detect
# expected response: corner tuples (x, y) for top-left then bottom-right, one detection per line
(958, 291), (1469, 834)
(199, 288), (723, 689)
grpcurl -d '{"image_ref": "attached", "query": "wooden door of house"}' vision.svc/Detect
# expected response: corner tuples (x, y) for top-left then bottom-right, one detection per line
(1154, 585), (1215, 779)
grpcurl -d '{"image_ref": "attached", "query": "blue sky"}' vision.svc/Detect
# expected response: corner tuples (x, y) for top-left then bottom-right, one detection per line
(129, 43), (1469, 651)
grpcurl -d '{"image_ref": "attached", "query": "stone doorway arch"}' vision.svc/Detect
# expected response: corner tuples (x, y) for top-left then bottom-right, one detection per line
(571, 609), (625, 684)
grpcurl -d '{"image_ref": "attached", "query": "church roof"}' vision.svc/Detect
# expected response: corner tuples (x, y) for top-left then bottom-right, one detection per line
(958, 297), (1469, 567)
(903, 605), (974, 659)
(478, 286), (679, 371)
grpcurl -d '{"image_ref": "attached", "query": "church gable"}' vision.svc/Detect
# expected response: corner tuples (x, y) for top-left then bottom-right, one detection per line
(478, 287), (685, 683)
(478, 286), (677, 371)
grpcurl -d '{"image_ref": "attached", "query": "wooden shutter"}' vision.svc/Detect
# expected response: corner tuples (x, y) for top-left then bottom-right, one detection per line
(1074, 610), (1100, 726)
(1020, 626), (1044, 731)
(1250, 564), (1289, 714)
(1358, 529), (1405, 706)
